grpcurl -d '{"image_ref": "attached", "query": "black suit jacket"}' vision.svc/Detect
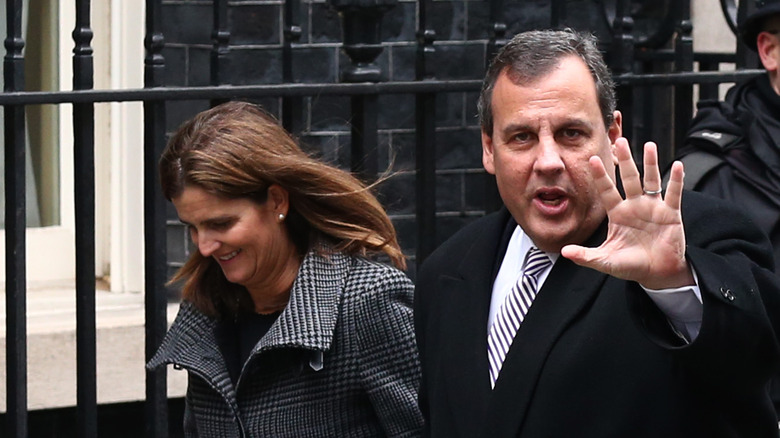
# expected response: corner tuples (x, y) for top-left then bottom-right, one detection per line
(415, 191), (780, 437)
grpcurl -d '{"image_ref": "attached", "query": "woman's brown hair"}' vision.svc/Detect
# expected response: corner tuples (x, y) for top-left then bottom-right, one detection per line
(160, 101), (405, 317)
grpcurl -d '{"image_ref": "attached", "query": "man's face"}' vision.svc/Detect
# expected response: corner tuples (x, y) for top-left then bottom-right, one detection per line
(482, 55), (622, 253)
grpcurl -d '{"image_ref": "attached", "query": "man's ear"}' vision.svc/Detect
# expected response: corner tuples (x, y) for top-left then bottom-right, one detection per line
(482, 130), (496, 175)
(267, 184), (290, 216)
(757, 31), (779, 73)
(608, 110), (623, 165)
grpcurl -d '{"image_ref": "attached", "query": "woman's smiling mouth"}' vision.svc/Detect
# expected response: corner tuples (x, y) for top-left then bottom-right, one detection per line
(218, 249), (241, 261)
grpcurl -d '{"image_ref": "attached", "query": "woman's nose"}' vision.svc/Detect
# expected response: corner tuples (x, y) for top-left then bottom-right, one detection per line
(197, 234), (221, 257)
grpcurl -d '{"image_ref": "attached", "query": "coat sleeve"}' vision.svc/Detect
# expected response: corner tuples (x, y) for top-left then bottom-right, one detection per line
(628, 191), (780, 394)
(355, 267), (424, 438)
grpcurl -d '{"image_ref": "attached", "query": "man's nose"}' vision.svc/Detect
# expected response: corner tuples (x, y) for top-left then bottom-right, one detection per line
(534, 137), (565, 173)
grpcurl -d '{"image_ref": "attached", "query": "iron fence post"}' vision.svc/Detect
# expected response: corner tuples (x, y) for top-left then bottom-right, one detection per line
(3, 0), (27, 436)
(211, 0), (230, 107)
(329, 0), (396, 182)
(144, 1), (169, 437)
(73, 0), (98, 436)
(415, 0), (437, 267)
(610, 0), (636, 156)
(283, 0), (303, 133)
(673, 0), (694, 163)
(483, 0), (507, 213)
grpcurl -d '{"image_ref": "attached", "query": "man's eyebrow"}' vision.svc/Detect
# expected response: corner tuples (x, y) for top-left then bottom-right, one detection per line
(500, 122), (534, 136)
(557, 119), (594, 131)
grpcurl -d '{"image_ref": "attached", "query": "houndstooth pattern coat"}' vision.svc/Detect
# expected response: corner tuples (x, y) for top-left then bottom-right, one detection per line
(147, 249), (423, 437)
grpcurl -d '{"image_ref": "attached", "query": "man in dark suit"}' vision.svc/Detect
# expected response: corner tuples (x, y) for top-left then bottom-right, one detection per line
(414, 28), (780, 437)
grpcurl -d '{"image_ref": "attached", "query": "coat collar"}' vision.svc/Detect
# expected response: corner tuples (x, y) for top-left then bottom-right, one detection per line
(147, 246), (351, 373)
(254, 248), (348, 354)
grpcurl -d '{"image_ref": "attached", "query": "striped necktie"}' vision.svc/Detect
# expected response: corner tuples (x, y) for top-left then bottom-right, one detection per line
(487, 247), (551, 388)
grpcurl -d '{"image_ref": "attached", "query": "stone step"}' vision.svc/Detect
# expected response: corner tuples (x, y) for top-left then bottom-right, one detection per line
(0, 285), (186, 412)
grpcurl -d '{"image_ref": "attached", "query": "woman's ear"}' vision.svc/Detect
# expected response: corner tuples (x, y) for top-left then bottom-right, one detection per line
(267, 184), (290, 216)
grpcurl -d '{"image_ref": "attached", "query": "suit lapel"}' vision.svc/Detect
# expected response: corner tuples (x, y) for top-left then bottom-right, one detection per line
(438, 210), (513, 436)
(484, 221), (609, 437)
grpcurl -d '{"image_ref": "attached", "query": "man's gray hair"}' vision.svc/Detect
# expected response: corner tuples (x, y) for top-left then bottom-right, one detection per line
(477, 28), (617, 136)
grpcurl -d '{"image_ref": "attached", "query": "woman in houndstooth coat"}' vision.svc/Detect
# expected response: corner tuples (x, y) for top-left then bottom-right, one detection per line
(147, 101), (423, 437)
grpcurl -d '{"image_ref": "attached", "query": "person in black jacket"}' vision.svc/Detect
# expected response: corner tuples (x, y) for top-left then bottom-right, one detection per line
(673, 0), (780, 418)
(676, 0), (780, 272)
(416, 28), (780, 437)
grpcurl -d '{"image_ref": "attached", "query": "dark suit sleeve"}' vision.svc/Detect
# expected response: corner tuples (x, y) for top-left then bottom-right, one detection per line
(628, 191), (780, 395)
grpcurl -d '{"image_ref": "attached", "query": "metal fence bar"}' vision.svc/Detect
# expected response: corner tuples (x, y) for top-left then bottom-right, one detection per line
(0, 68), (764, 106)
(349, 94), (379, 180)
(73, 0), (98, 436)
(211, 0), (230, 108)
(282, 0), (302, 133)
(551, 0), (566, 27)
(332, 0), (393, 181)
(611, 0), (636, 153)
(673, 0), (694, 161)
(414, 0), (436, 266)
(698, 61), (721, 101)
(144, 1), (169, 437)
(3, 0), (27, 436)
(484, 0), (506, 213)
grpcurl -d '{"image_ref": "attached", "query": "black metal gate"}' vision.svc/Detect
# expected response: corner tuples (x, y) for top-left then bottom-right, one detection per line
(1, 0), (764, 437)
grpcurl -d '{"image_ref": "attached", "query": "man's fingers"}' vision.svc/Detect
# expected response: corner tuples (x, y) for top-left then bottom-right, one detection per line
(642, 142), (662, 194)
(589, 155), (623, 211)
(560, 244), (587, 265)
(664, 160), (684, 210)
(615, 138), (642, 198)
(561, 244), (604, 271)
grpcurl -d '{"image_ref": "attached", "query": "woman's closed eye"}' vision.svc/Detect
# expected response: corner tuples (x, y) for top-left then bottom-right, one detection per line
(205, 218), (237, 231)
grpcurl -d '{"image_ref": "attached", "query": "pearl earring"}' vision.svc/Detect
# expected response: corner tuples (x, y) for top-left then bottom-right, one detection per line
(278, 213), (286, 222)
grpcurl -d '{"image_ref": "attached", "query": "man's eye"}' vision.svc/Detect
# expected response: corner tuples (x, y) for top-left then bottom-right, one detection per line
(513, 132), (532, 142)
(562, 129), (581, 139)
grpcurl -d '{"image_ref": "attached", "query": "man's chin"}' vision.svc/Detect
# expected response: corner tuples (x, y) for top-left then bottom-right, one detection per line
(524, 232), (568, 253)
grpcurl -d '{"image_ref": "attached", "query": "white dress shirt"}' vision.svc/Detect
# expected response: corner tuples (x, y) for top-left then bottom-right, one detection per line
(488, 225), (703, 342)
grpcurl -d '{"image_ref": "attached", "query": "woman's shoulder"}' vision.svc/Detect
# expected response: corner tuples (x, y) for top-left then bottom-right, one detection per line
(338, 256), (415, 335)
(345, 255), (413, 290)
(329, 255), (414, 317)
(299, 247), (412, 297)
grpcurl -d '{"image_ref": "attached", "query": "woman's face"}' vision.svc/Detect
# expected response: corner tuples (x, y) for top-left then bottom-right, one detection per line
(172, 185), (299, 296)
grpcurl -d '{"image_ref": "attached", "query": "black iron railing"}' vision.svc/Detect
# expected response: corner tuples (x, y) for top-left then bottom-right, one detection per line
(4, 0), (27, 437)
(2, 0), (764, 437)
